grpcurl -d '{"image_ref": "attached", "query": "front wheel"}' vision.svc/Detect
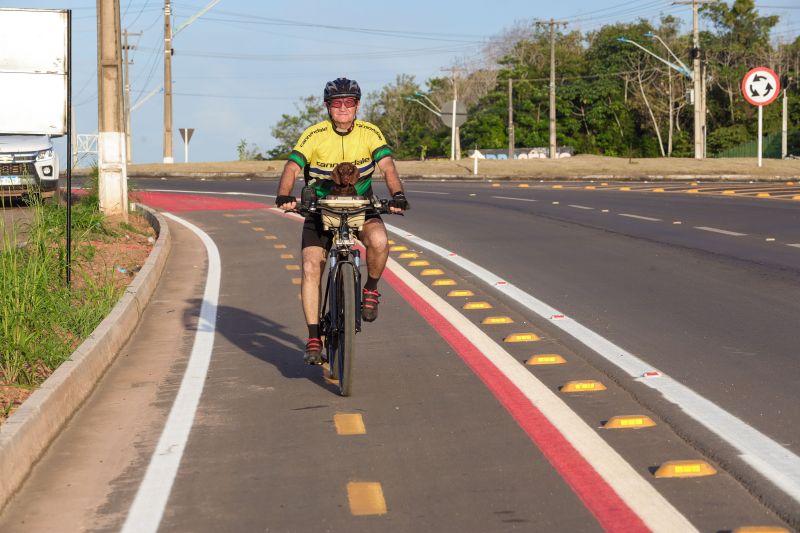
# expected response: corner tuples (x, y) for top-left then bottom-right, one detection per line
(337, 262), (356, 396)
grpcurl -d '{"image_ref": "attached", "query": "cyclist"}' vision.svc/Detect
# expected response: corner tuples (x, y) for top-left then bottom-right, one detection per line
(275, 77), (409, 365)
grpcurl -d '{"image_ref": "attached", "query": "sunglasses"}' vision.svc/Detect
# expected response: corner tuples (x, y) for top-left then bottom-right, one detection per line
(327, 97), (358, 109)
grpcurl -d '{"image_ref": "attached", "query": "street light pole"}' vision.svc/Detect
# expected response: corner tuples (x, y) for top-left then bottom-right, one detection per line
(163, 0), (173, 164)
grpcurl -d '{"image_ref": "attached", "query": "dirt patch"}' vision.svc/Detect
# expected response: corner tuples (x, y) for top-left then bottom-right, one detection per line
(100, 155), (800, 180)
(0, 212), (155, 424)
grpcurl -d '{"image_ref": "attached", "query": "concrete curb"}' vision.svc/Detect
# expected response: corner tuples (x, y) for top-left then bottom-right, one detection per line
(0, 204), (171, 513)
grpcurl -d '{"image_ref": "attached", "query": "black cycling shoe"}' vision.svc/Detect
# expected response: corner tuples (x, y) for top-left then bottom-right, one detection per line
(304, 337), (323, 365)
(362, 288), (380, 322)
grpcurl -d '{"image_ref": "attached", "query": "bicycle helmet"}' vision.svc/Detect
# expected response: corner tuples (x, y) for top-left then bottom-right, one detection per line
(324, 77), (362, 102)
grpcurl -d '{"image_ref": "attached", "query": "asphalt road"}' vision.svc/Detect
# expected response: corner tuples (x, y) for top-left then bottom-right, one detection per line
(1, 178), (797, 532)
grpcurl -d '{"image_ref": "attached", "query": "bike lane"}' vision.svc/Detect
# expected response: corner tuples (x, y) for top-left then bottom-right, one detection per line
(0, 191), (789, 532)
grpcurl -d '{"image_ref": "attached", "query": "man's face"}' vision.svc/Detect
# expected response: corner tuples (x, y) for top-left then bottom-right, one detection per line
(327, 97), (359, 123)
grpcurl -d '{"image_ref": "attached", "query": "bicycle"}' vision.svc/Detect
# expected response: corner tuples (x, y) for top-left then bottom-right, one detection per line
(294, 193), (393, 396)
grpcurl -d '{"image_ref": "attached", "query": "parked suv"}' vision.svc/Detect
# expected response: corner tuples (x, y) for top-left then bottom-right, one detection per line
(0, 134), (60, 199)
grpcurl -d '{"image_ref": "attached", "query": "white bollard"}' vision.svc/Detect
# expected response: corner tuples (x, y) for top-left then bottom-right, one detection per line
(473, 152), (479, 175)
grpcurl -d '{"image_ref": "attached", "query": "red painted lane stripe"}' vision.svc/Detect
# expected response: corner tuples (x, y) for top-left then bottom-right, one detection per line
(382, 267), (650, 533)
(133, 192), (269, 212)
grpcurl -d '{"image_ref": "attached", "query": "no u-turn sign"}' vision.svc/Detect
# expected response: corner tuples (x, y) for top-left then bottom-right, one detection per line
(741, 67), (780, 106)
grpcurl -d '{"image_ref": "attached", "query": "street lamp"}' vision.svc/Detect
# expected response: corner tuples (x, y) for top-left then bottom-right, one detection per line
(643, 32), (691, 77)
(616, 36), (692, 79)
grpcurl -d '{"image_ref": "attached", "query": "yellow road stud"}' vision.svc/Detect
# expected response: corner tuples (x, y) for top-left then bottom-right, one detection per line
(526, 354), (566, 365)
(518, 183), (529, 188)
(491, 183), (501, 187)
(687, 189), (700, 193)
(448, 290), (474, 297)
(463, 301), (492, 310)
(620, 187), (631, 191)
(585, 185), (595, 190)
(561, 380), (607, 393)
(285, 265), (300, 271)
(757, 192), (770, 197)
(432, 279), (456, 286)
(387, 239), (396, 245)
(793, 195), (800, 201)
(252, 227), (265, 232)
(654, 460), (716, 478)
(265, 235), (277, 240)
(482, 316), (514, 325)
(408, 260), (430, 267)
(398, 252), (418, 259)
(347, 482), (387, 516)
(504, 333), (540, 343)
(787, 181), (795, 185)
(333, 413), (366, 435)
(653, 187), (665, 192)
(291, 277), (301, 285)
(603, 415), (656, 429)
(274, 244), (287, 249)
(722, 190), (736, 195)
(552, 185), (563, 189)
(280, 253), (294, 259)
(733, 527), (790, 533)
(691, 181), (698, 185)
(390, 245), (408, 252)
(421, 268), (444, 276)
(601, 182), (609, 186)
(239, 220), (252, 224)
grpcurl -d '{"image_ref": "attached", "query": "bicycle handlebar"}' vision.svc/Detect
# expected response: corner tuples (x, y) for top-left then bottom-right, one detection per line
(286, 198), (403, 217)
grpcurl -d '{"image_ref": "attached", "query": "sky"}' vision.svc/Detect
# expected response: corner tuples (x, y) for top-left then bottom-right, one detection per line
(6, 0), (800, 165)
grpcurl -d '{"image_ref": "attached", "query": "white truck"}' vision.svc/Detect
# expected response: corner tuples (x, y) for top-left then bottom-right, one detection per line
(0, 134), (60, 199)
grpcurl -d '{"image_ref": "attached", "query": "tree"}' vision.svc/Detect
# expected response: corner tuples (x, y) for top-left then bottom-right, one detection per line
(268, 95), (327, 159)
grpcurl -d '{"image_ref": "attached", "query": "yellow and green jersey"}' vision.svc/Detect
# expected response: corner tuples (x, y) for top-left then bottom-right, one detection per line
(288, 119), (392, 198)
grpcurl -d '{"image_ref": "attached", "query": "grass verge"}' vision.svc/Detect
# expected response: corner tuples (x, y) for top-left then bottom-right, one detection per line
(0, 175), (154, 421)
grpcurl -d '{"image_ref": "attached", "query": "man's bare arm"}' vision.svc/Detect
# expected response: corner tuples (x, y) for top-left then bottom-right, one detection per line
(377, 157), (403, 195)
(276, 160), (302, 210)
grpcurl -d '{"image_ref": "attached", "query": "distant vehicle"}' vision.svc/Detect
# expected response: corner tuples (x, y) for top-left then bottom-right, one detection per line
(0, 134), (60, 199)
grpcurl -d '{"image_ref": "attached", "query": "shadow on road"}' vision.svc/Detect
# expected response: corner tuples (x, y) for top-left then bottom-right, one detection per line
(184, 299), (338, 394)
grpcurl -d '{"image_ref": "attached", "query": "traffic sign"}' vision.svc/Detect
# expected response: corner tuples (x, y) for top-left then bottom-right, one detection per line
(439, 101), (467, 127)
(179, 128), (194, 143)
(741, 67), (780, 107)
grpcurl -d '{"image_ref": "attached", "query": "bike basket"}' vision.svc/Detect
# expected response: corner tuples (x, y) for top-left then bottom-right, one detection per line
(318, 196), (371, 230)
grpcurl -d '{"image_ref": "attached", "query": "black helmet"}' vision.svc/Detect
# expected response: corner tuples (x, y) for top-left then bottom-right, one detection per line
(324, 77), (361, 102)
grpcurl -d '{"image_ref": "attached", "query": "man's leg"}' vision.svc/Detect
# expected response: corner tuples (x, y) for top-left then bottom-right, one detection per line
(301, 244), (326, 363)
(358, 218), (389, 322)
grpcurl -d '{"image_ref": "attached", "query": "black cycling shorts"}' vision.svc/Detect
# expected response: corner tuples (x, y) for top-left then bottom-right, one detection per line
(302, 212), (383, 251)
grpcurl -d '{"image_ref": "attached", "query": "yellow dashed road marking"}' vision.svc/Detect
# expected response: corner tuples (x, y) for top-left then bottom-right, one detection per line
(291, 277), (301, 285)
(280, 253), (294, 259)
(285, 265), (300, 271)
(334, 413), (366, 435)
(274, 244), (287, 249)
(239, 220), (252, 224)
(654, 460), (716, 478)
(447, 290), (474, 297)
(252, 227), (265, 232)
(603, 415), (656, 429)
(264, 235), (277, 240)
(347, 482), (387, 516)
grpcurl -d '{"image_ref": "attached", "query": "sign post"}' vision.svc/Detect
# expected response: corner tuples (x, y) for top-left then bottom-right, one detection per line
(179, 128), (194, 163)
(741, 67), (780, 167)
(439, 101), (466, 161)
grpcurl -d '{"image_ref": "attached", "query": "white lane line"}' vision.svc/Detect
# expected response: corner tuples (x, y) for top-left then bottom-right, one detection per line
(386, 258), (697, 533)
(492, 196), (539, 202)
(384, 222), (800, 506)
(141, 188), (275, 198)
(618, 213), (661, 222)
(121, 213), (221, 533)
(568, 204), (594, 210)
(406, 190), (449, 195)
(694, 226), (747, 237)
(788, 243), (800, 249)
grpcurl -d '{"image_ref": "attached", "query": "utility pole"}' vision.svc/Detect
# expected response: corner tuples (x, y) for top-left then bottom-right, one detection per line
(122, 30), (141, 165)
(676, 0), (715, 159)
(442, 66), (463, 161)
(163, 0), (174, 164)
(97, 0), (128, 219)
(537, 19), (567, 159)
(508, 78), (515, 159)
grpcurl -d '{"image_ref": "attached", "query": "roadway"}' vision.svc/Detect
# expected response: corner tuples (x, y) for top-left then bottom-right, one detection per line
(0, 178), (797, 532)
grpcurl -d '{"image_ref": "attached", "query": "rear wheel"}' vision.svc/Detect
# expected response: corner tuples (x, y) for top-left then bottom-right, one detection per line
(337, 262), (356, 396)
